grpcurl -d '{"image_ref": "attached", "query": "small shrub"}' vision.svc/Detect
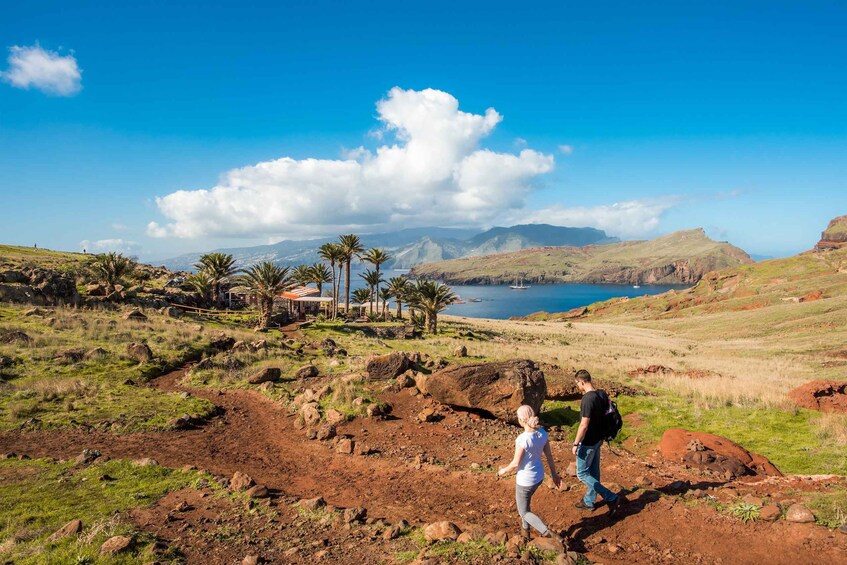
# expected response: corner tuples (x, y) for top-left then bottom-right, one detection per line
(729, 502), (760, 523)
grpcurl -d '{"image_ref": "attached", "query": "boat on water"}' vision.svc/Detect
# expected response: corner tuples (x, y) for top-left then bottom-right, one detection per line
(633, 283), (641, 288)
(510, 277), (531, 290)
(468, 298), (482, 302)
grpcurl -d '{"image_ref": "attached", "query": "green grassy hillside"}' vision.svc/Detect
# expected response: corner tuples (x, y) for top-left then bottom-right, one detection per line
(410, 228), (752, 285)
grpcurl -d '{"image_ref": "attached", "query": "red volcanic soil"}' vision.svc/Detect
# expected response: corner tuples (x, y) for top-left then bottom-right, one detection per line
(789, 380), (847, 414)
(1, 368), (845, 564)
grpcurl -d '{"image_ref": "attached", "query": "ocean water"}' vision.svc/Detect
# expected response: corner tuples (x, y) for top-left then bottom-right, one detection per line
(441, 283), (687, 320)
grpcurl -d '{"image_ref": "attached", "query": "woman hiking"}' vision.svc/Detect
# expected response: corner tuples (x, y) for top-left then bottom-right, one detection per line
(498, 405), (565, 544)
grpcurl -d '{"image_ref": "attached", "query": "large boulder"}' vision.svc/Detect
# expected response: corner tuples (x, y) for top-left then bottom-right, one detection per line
(415, 359), (546, 424)
(659, 428), (782, 478)
(788, 380), (847, 414)
(247, 367), (281, 384)
(126, 342), (153, 364)
(366, 352), (409, 380)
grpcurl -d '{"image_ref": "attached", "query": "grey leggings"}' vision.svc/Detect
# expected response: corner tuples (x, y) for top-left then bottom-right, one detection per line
(516, 481), (549, 534)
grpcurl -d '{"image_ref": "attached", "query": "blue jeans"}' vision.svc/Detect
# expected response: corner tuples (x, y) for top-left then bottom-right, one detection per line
(576, 441), (618, 508)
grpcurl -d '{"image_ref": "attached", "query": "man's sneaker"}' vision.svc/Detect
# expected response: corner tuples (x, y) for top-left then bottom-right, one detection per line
(574, 500), (595, 511)
(607, 497), (621, 517)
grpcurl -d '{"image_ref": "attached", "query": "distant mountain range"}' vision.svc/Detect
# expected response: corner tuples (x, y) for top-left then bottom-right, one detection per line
(157, 224), (619, 271)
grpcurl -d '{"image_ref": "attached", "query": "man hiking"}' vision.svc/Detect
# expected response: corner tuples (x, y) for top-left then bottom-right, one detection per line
(571, 369), (620, 515)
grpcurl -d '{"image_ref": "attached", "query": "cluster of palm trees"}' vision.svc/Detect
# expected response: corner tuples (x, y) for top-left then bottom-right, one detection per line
(89, 234), (458, 333)
(88, 252), (137, 293)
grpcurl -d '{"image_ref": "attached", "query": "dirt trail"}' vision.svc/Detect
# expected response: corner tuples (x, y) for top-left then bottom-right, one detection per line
(2, 368), (845, 564)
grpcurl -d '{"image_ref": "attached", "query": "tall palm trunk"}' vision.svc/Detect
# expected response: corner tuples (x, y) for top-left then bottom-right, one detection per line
(395, 300), (402, 320)
(329, 262), (336, 318)
(260, 297), (273, 329)
(344, 260), (351, 315)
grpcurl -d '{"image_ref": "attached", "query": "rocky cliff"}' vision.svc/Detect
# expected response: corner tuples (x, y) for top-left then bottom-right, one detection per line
(814, 215), (847, 251)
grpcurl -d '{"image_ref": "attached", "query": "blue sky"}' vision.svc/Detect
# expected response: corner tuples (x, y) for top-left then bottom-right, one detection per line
(1, 1), (844, 260)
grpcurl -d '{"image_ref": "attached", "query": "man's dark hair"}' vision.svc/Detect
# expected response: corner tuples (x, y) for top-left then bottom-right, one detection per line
(575, 369), (592, 383)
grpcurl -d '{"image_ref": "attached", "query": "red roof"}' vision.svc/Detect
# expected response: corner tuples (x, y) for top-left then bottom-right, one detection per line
(280, 286), (321, 300)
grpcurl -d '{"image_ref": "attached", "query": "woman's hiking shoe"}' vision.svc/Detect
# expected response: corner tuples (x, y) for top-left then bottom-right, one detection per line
(545, 529), (567, 551)
(574, 500), (595, 511)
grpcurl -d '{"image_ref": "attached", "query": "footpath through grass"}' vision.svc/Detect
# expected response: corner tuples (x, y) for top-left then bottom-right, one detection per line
(0, 457), (213, 564)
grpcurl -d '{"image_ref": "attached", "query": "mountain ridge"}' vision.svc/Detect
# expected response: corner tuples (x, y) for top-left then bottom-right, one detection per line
(157, 224), (618, 271)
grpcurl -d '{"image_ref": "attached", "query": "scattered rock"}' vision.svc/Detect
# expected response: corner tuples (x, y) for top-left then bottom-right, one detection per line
(316, 423), (337, 441)
(100, 535), (133, 555)
(343, 506), (367, 524)
(366, 403), (390, 418)
(415, 359), (546, 424)
(1, 330), (31, 344)
(245, 485), (270, 499)
(759, 504), (781, 521)
(566, 462), (577, 477)
(785, 504), (815, 523)
(453, 345), (468, 357)
(296, 364), (320, 379)
(366, 352), (410, 380)
(84, 347), (108, 360)
(839, 524), (847, 535)
(126, 342), (153, 364)
(396, 373), (416, 389)
(47, 519), (83, 542)
(529, 536), (565, 553)
(297, 497), (326, 511)
(123, 309), (148, 321)
(423, 521), (461, 542)
(300, 403), (322, 427)
(242, 555), (260, 565)
(484, 530), (508, 545)
(383, 524), (402, 540)
(247, 367), (281, 385)
(417, 408), (437, 423)
(336, 437), (354, 454)
(325, 409), (346, 425)
(230, 471), (254, 492)
(132, 457), (159, 467)
(55, 348), (85, 363)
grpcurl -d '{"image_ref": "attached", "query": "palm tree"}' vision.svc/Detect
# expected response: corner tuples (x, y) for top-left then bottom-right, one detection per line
(186, 271), (215, 307)
(291, 264), (313, 287)
(386, 276), (412, 320)
(407, 280), (457, 334)
(318, 242), (344, 318)
(195, 253), (237, 308)
(89, 252), (136, 293)
(237, 262), (295, 330)
(352, 288), (373, 318)
(361, 248), (392, 306)
(338, 234), (364, 315)
(308, 263), (332, 295)
(378, 287), (392, 321)
(359, 268), (383, 315)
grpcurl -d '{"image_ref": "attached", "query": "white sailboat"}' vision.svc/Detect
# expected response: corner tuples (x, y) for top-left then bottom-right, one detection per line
(510, 277), (530, 290)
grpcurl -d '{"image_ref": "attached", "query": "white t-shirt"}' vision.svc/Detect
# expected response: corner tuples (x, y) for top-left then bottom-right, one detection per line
(515, 428), (548, 487)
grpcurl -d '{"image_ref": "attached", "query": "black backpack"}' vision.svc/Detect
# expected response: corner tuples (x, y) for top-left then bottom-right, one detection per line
(598, 390), (623, 442)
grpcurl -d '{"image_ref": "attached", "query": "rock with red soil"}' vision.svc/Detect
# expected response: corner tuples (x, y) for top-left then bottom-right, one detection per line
(247, 367), (281, 385)
(300, 403), (321, 427)
(800, 290), (824, 302)
(47, 519), (83, 542)
(126, 342), (153, 363)
(759, 504), (782, 521)
(423, 521), (461, 542)
(316, 423), (336, 441)
(416, 359), (546, 424)
(245, 485), (270, 499)
(325, 409), (345, 425)
(343, 506), (367, 524)
(336, 437), (354, 454)
(454, 345), (468, 357)
(659, 428), (782, 477)
(484, 530), (509, 545)
(814, 215), (847, 251)
(530, 536), (565, 553)
(366, 352), (409, 380)
(785, 504), (815, 523)
(229, 471), (254, 492)
(297, 496), (325, 511)
(788, 380), (847, 414)
(100, 535), (133, 555)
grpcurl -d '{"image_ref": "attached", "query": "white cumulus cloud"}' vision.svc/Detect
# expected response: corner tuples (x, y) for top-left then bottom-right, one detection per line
(558, 144), (574, 155)
(80, 239), (142, 257)
(515, 197), (681, 238)
(148, 87), (555, 239)
(1, 44), (81, 96)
